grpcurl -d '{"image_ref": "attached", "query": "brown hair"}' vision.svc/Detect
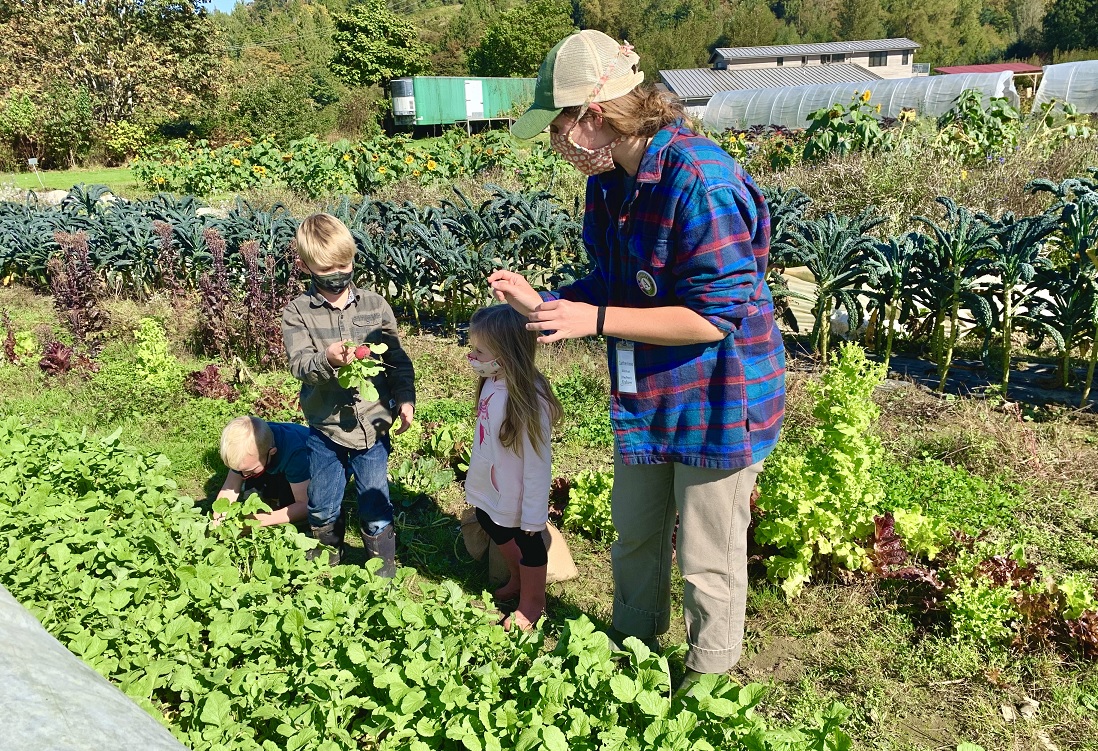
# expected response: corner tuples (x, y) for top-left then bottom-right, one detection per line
(565, 84), (685, 138)
(469, 305), (562, 455)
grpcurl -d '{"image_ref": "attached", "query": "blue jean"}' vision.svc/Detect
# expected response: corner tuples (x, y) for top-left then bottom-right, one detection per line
(306, 428), (393, 534)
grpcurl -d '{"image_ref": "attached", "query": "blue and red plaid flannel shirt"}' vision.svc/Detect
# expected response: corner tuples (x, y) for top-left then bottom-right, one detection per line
(545, 120), (786, 470)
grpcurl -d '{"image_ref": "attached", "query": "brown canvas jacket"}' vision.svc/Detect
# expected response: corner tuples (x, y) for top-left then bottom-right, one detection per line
(281, 283), (415, 450)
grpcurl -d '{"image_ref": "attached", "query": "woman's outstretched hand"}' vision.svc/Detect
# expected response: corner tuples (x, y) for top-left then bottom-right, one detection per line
(488, 270), (542, 315)
(525, 299), (597, 343)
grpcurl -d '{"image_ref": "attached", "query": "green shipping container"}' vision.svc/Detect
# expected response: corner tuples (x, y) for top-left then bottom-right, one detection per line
(410, 77), (537, 126)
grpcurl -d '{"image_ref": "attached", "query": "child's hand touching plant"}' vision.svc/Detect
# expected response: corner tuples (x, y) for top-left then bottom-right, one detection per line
(336, 341), (389, 401)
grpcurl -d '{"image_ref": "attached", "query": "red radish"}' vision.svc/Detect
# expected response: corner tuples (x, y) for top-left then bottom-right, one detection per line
(355, 345), (370, 359)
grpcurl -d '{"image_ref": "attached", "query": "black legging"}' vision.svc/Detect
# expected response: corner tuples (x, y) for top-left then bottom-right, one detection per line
(475, 508), (548, 567)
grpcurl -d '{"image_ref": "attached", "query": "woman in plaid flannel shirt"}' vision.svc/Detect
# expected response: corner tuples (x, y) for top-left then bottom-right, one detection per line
(491, 30), (786, 691)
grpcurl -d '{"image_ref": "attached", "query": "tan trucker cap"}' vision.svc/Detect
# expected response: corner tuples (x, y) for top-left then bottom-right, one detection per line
(511, 30), (644, 140)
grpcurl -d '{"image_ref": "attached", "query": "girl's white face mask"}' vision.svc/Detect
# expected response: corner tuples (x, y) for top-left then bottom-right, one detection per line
(467, 354), (502, 377)
(550, 126), (620, 175)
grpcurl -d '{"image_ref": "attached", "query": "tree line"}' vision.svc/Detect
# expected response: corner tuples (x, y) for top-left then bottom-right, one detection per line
(1, 0), (1095, 171)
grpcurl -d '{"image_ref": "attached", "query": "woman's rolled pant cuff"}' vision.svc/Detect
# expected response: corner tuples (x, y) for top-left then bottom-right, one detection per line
(612, 596), (671, 639)
(683, 641), (744, 674)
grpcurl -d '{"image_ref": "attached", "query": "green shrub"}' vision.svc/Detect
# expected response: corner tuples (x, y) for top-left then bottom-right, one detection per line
(803, 90), (894, 162)
(875, 455), (1021, 535)
(553, 366), (613, 448)
(754, 343), (887, 596)
(946, 577), (1016, 645)
(102, 120), (152, 165)
(562, 469), (615, 542)
(134, 317), (184, 394)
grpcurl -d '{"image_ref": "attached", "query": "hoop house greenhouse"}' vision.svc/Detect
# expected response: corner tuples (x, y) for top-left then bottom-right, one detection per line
(1034, 61), (1098, 113)
(702, 72), (1019, 131)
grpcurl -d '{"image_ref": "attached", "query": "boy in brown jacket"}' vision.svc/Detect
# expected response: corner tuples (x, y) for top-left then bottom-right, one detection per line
(281, 213), (415, 574)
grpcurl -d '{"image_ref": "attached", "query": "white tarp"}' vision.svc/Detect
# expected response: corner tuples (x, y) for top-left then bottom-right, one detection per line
(702, 72), (1019, 131)
(1034, 60), (1098, 113)
(0, 585), (188, 751)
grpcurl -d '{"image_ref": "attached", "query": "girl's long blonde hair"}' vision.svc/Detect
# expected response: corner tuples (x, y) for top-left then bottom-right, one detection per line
(469, 305), (562, 455)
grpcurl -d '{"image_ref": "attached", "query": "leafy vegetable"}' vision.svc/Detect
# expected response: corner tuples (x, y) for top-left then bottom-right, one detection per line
(0, 419), (852, 750)
(336, 341), (388, 401)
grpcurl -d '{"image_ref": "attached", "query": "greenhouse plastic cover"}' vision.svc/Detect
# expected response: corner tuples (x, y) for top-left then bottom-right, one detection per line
(0, 584), (188, 751)
(1034, 61), (1098, 113)
(702, 72), (1019, 131)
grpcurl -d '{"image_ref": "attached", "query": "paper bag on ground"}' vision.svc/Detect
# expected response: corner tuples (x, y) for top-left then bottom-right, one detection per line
(460, 505), (490, 560)
(487, 521), (579, 585)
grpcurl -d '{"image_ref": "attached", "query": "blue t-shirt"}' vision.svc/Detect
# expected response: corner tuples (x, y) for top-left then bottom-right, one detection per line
(265, 422), (310, 483)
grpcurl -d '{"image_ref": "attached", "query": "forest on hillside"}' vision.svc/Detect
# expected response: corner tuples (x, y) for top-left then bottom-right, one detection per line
(1, 0), (1096, 169)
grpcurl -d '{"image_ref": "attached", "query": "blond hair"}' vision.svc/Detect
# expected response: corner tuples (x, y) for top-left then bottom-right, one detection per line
(566, 84), (685, 138)
(220, 416), (274, 471)
(294, 213), (356, 268)
(469, 305), (562, 455)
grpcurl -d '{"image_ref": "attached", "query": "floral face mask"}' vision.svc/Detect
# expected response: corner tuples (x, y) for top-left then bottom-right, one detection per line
(550, 124), (621, 176)
(466, 354), (502, 378)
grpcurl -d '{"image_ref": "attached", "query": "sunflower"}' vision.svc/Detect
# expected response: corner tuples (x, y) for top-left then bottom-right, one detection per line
(231, 158), (242, 166)
(404, 154), (415, 164)
(282, 153), (293, 162)
(860, 90), (872, 103)
(426, 159), (437, 171)
(378, 166), (388, 174)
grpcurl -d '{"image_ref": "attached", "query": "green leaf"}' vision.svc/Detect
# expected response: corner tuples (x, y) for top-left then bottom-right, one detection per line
(540, 726), (569, 751)
(636, 689), (668, 718)
(609, 674), (639, 703)
(199, 690), (233, 726)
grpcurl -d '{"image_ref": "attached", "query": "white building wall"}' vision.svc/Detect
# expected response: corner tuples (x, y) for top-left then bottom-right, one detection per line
(723, 50), (917, 79)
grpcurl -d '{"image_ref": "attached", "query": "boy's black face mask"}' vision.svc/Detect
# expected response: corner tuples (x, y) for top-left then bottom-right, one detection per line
(312, 270), (353, 294)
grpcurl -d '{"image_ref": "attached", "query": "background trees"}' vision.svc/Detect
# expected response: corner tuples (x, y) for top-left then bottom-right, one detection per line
(0, 0), (1096, 172)
(329, 0), (431, 87)
(467, 0), (575, 77)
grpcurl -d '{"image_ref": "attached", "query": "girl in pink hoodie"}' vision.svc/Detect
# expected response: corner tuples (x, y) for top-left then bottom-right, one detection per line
(465, 305), (563, 631)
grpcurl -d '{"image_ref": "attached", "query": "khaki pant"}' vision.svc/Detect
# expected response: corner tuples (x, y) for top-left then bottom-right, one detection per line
(611, 453), (763, 674)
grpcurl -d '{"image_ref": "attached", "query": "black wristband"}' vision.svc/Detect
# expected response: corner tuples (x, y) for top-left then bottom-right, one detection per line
(596, 306), (607, 337)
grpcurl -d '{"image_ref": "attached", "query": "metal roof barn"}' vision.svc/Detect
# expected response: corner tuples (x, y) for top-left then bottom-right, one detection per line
(661, 64), (882, 103)
(709, 38), (920, 63)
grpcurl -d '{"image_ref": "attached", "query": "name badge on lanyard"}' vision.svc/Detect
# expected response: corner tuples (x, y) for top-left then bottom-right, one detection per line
(616, 340), (638, 394)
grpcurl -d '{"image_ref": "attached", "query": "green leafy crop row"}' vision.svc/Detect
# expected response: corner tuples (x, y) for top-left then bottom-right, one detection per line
(0, 184), (585, 330)
(132, 130), (570, 198)
(0, 418), (851, 750)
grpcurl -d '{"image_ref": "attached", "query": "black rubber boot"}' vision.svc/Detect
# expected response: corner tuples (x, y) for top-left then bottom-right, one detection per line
(307, 517), (345, 565)
(362, 523), (396, 578)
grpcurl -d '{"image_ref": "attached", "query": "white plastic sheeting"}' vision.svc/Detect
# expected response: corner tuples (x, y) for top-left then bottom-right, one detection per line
(702, 72), (1019, 131)
(1034, 61), (1098, 113)
(0, 584), (187, 751)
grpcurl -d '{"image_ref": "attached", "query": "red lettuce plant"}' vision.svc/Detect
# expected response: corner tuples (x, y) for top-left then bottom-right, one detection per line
(185, 365), (238, 401)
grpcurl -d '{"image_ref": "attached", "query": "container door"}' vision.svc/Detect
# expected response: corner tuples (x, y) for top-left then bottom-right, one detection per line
(465, 79), (484, 120)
